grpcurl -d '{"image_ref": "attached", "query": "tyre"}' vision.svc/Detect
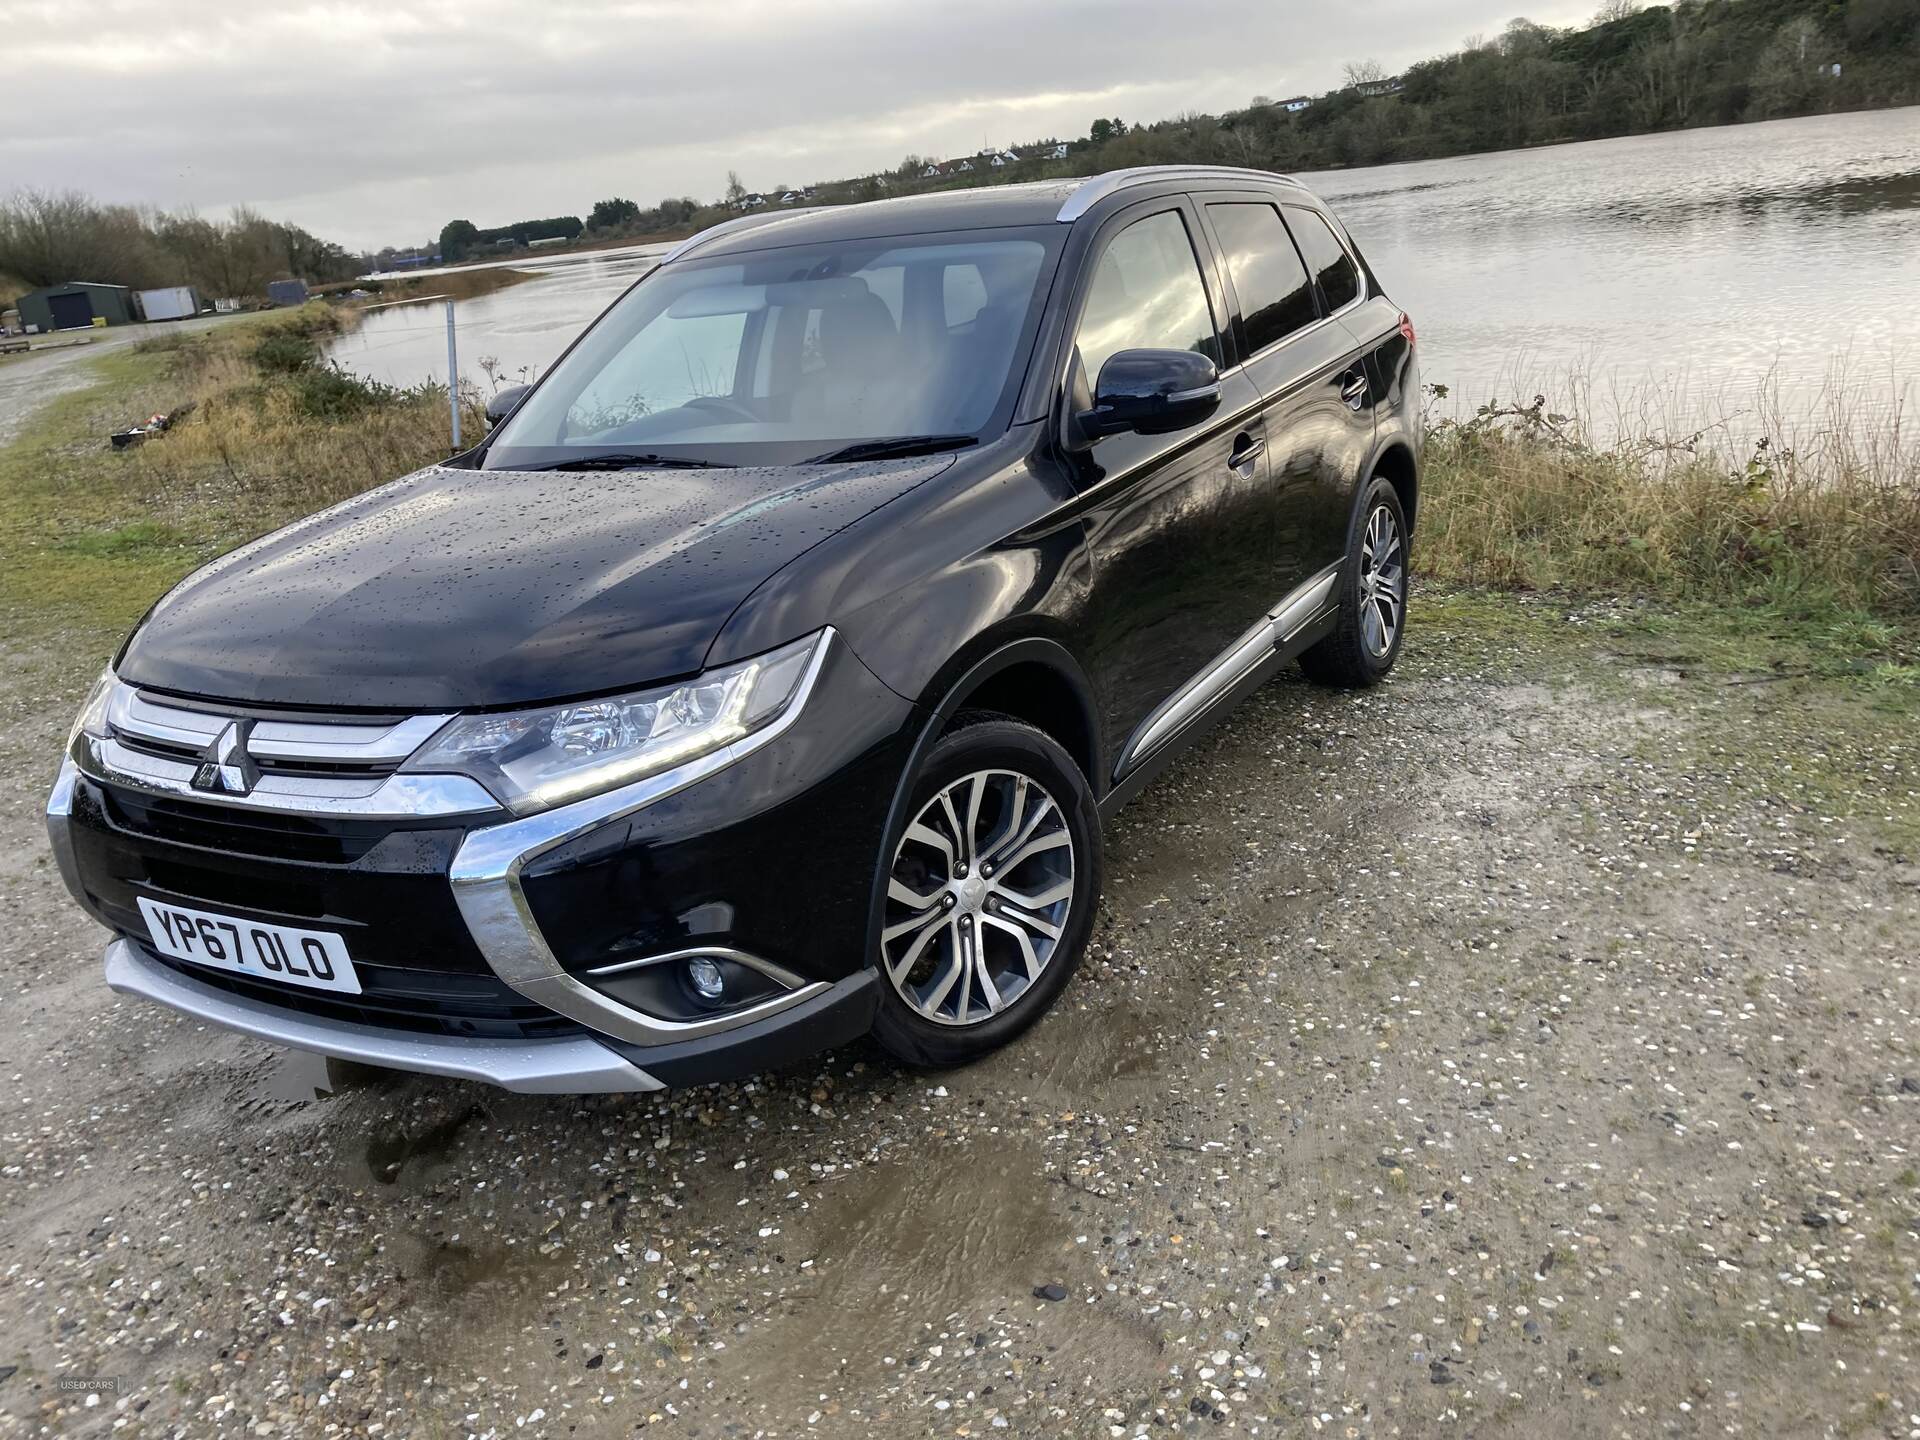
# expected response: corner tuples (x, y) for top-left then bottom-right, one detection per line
(871, 711), (1103, 1069)
(1300, 475), (1409, 688)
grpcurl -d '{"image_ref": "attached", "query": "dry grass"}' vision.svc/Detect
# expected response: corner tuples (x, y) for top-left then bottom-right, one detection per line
(132, 302), (483, 523)
(1418, 374), (1920, 620)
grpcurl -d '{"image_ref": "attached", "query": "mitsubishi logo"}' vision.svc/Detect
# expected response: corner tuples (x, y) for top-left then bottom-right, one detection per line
(191, 720), (262, 795)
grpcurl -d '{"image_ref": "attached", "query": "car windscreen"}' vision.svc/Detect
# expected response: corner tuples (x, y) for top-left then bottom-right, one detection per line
(484, 227), (1060, 469)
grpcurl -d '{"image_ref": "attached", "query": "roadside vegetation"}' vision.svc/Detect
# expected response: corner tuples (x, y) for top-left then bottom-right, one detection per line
(1420, 380), (1920, 632)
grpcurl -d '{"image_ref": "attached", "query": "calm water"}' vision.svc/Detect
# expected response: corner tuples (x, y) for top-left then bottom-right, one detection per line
(331, 108), (1920, 440)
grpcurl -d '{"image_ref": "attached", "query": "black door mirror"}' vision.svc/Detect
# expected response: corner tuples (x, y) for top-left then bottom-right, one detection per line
(1079, 349), (1221, 439)
(484, 384), (530, 430)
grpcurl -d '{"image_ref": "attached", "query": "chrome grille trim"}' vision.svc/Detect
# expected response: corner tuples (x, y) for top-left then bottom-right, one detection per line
(108, 684), (452, 767)
(74, 734), (502, 818)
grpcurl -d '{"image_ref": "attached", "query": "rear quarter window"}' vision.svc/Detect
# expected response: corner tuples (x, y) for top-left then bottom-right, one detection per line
(1206, 203), (1320, 355)
(1283, 207), (1362, 313)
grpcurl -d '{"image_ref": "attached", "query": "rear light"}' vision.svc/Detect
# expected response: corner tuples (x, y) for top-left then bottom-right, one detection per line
(1398, 312), (1417, 347)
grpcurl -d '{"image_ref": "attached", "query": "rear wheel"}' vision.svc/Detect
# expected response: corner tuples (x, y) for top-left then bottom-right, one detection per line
(1300, 476), (1409, 688)
(871, 713), (1101, 1068)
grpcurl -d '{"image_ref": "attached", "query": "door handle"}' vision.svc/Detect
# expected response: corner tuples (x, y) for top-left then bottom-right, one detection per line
(1228, 434), (1265, 477)
(1341, 371), (1370, 411)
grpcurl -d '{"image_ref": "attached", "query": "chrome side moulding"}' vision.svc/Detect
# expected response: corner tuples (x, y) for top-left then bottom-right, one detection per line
(1273, 564), (1340, 643)
(1117, 565), (1340, 776)
(449, 632), (837, 1047)
(104, 939), (661, 1094)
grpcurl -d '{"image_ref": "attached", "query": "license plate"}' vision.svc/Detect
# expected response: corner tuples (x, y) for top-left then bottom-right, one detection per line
(136, 897), (362, 995)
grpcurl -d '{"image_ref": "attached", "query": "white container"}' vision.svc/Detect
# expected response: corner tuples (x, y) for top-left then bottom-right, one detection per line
(137, 286), (199, 322)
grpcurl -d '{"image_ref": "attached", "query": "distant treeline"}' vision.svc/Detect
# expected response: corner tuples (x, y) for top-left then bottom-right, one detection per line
(437, 215), (585, 262)
(870, 0), (1920, 190)
(0, 190), (362, 308)
(425, 0), (1920, 259)
(1197, 0), (1920, 173)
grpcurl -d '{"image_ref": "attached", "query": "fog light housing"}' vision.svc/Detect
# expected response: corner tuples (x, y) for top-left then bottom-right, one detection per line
(685, 956), (725, 1001)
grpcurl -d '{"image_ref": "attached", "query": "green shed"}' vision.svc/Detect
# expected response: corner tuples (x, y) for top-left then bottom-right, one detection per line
(18, 282), (138, 332)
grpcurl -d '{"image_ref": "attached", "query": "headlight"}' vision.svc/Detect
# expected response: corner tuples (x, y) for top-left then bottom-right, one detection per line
(67, 668), (115, 751)
(405, 631), (826, 815)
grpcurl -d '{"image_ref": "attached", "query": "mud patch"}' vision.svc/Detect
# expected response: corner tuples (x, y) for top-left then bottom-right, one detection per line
(363, 1104), (480, 1186)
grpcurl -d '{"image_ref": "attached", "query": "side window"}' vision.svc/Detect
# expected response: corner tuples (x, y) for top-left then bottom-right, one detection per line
(1074, 209), (1219, 387)
(1283, 208), (1361, 313)
(1206, 203), (1320, 354)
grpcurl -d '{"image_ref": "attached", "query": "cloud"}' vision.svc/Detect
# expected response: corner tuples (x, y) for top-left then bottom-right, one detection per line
(0, 0), (1596, 249)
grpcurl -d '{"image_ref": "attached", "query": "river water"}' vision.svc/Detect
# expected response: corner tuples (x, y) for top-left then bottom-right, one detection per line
(331, 107), (1919, 444)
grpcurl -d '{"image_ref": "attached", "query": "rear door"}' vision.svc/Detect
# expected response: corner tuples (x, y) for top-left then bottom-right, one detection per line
(1278, 202), (1380, 575)
(1196, 193), (1377, 599)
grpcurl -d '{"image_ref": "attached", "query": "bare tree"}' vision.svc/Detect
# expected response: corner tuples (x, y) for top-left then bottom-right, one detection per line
(724, 170), (746, 204)
(1592, 0), (1642, 21)
(1342, 58), (1389, 87)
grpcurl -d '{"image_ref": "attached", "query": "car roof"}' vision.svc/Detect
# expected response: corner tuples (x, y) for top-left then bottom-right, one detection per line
(670, 168), (1312, 263)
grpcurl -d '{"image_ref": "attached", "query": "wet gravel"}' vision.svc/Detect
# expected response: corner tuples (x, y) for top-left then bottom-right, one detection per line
(2, 595), (1917, 1438)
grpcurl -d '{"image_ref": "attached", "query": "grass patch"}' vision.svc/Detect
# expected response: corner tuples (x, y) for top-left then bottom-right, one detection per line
(0, 303), (477, 640)
(53, 519), (196, 558)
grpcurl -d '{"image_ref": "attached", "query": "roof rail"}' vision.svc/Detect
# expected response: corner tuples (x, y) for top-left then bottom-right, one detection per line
(1054, 166), (1301, 223)
(658, 207), (825, 265)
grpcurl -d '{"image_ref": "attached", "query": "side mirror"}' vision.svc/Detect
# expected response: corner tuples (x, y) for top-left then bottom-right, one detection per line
(485, 384), (530, 430)
(1079, 349), (1221, 440)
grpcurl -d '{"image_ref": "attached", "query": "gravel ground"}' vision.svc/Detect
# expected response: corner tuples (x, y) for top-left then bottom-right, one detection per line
(0, 316), (235, 447)
(2, 595), (1917, 1439)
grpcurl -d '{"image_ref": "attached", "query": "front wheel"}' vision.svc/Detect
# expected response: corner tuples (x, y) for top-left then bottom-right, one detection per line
(870, 713), (1102, 1069)
(1300, 476), (1409, 688)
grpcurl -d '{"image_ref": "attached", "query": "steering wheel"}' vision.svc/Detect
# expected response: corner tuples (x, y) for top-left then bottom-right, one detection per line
(684, 395), (759, 424)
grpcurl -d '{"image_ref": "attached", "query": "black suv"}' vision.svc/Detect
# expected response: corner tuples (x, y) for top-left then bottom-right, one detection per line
(47, 167), (1418, 1093)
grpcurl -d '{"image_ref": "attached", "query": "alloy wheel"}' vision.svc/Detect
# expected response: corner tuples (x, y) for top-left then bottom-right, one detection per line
(1358, 503), (1405, 658)
(881, 768), (1076, 1027)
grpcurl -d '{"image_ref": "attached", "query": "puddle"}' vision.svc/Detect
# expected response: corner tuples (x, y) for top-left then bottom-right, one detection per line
(1015, 999), (1168, 1094)
(697, 1134), (1162, 1421)
(241, 1049), (393, 1109)
(365, 1105), (480, 1185)
(804, 1137), (1063, 1306)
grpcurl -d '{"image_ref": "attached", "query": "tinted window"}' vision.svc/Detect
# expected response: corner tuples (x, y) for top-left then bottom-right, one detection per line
(1074, 210), (1219, 386)
(1207, 203), (1319, 354)
(1284, 207), (1361, 312)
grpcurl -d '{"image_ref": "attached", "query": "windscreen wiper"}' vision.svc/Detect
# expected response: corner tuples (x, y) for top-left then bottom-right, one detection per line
(802, 435), (978, 465)
(535, 452), (732, 471)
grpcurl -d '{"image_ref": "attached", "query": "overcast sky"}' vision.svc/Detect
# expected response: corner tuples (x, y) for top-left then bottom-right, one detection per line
(4, 0), (1596, 252)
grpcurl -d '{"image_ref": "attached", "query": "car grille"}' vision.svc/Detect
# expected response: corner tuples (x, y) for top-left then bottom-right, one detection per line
(103, 788), (389, 865)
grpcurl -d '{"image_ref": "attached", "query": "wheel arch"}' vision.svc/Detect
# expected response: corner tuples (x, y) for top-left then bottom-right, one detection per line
(862, 634), (1103, 976)
(1367, 437), (1420, 535)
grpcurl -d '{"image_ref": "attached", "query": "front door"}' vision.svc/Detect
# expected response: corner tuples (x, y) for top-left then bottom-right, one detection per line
(1064, 200), (1273, 780)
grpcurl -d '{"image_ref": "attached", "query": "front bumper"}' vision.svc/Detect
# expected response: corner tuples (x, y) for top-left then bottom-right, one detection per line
(104, 937), (662, 1092)
(51, 635), (920, 1091)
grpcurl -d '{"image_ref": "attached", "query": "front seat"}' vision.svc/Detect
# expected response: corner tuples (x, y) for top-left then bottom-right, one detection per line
(792, 292), (912, 435)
